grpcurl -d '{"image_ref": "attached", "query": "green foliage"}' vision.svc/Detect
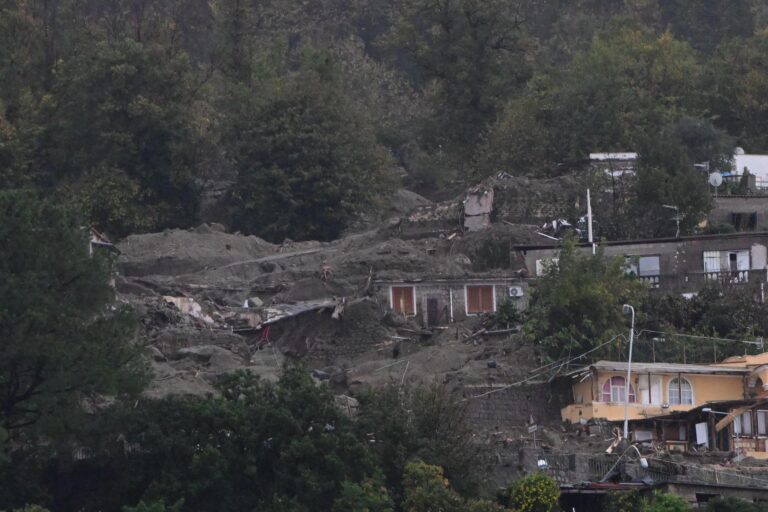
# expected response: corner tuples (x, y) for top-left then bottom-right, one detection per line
(44, 38), (202, 236)
(63, 368), (378, 512)
(638, 285), (768, 364)
(401, 461), (465, 512)
(705, 30), (768, 151)
(705, 496), (768, 512)
(504, 472), (560, 512)
(604, 490), (644, 512)
(494, 301), (522, 328)
(641, 492), (690, 512)
(356, 383), (479, 500)
(0, 191), (146, 435)
(524, 239), (647, 360)
(385, 0), (531, 175)
(123, 501), (184, 512)
(229, 51), (395, 242)
(332, 478), (394, 512)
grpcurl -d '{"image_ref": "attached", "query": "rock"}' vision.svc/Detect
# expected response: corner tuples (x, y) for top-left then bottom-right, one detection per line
(244, 296), (264, 308)
(312, 369), (330, 380)
(147, 345), (167, 362)
(383, 310), (406, 327)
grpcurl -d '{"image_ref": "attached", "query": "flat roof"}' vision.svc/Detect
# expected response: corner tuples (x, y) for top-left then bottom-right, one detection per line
(514, 231), (768, 251)
(568, 360), (751, 377)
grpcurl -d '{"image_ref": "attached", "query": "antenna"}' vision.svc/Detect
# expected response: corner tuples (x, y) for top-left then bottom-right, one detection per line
(587, 189), (595, 255)
(661, 204), (681, 238)
(709, 172), (723, 199)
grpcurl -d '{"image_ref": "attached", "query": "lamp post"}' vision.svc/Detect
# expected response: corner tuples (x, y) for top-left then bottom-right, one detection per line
(622, 304), (635, 440)
(600, 444), (648, 482)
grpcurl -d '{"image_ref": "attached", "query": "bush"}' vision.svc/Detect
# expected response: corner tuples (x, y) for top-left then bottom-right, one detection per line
(505, 472), (560, 512)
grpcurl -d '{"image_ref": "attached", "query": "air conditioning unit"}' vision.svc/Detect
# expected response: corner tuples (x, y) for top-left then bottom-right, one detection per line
(508, 286), (524, 298)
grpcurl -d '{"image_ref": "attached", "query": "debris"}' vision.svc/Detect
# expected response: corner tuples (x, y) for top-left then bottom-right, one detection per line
(163, 296), (215, 325)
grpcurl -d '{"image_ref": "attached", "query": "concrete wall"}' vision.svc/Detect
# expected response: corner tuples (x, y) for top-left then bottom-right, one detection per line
(515, 233), (768, 294)
(710, 197), (768, 231)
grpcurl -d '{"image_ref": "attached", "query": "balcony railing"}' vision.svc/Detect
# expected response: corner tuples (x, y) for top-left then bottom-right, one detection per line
(647, 269), (768, 294)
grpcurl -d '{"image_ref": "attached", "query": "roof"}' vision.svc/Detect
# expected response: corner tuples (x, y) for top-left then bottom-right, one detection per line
(590, 152), (638, 161)
(373, 276), (524, 285)
(514, 230), (768, 251)
(568, 360), (751, 377)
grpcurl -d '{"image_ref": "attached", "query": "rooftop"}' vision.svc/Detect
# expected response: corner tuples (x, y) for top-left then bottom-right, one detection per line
(514, 230), (768, 251)
(568, 360), (751, 377)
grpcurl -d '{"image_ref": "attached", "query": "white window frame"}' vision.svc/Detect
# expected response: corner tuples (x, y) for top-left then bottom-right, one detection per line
(667, 377), (694, 406)
(601, 376), (635, 403)
(464, 284), (497, 316)
(389, 285), (417, 317)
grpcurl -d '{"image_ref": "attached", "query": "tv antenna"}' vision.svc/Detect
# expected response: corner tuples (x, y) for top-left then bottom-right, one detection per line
(662, 204), (682, 238)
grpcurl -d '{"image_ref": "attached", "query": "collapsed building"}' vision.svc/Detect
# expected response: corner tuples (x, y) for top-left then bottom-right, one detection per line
(110, 172), (768, 506)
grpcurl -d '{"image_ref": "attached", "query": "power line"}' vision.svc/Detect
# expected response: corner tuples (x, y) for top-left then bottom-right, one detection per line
(466, 334), (626, 401)
(636, 329), (764, 348)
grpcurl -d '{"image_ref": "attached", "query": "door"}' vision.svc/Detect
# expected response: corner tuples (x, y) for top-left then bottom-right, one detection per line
(391, 286), (415, 316)
(426, 297), (440, 326)
(638, 375), (662, 405)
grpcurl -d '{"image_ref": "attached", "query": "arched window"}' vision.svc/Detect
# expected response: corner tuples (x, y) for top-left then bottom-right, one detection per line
(601, 376), (635, 403)
(668, 378), (693, 405)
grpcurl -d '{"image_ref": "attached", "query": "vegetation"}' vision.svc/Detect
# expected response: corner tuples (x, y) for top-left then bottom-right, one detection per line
(524, 239), (646, 360)
(1, 1), (768, 240)
(0, 191), (146, 436)
(502, 472), (560, 512)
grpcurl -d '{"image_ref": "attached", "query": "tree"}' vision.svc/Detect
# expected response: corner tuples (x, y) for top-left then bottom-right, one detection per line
(479, 22), (702, 178)
(524, 239), (647, 360)
(401, 461), (466, 512)
(0, 191), (146, 436)
(41, 38), (202, 236)
(57, 368), (379, 512)
(642, 491), (690, 512)
(384, 0), (532, 179)
(503, 472), (559, 512)
(356, 383), (479, 500)
(705, 496), (768, 512)
(705, 31), (768, 151)
(229, 51), (395, 242)
(332, 478), (394, 512)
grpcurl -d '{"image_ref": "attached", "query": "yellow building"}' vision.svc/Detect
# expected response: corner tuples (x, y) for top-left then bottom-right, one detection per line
(561, 361), (750, 423)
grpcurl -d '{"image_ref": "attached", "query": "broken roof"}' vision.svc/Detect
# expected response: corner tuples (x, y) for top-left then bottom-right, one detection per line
(568, 360), (751, 377)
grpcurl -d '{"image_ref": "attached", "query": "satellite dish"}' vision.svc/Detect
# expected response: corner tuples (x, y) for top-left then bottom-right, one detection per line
(709, 172), (723, 187)
(735, 147), (746, 155)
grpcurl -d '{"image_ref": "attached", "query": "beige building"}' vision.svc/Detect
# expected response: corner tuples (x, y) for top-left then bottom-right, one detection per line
(561, 361), (750, 424)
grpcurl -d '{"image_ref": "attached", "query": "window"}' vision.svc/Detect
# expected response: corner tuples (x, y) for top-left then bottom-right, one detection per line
(391, 286), (415, 316)
(758, 410), (768, 436)
(601, 376), (635, 403)
(735, 411), (753, 436)
(668, 377), (694, 405)
(638, 256), (660, 277)
(703, 250), (749, 274)
(466, 285), (495, 314)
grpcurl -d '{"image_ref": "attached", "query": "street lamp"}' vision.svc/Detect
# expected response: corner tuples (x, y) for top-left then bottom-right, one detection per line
(622, 304), (635, 440)
(600, 444), (648, 482)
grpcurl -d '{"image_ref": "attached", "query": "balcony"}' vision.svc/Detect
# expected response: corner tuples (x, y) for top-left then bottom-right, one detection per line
(648, 269), (768, 294)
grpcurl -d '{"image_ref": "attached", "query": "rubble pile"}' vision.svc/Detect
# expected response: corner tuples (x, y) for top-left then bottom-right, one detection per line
(115, 184), (557, 400)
